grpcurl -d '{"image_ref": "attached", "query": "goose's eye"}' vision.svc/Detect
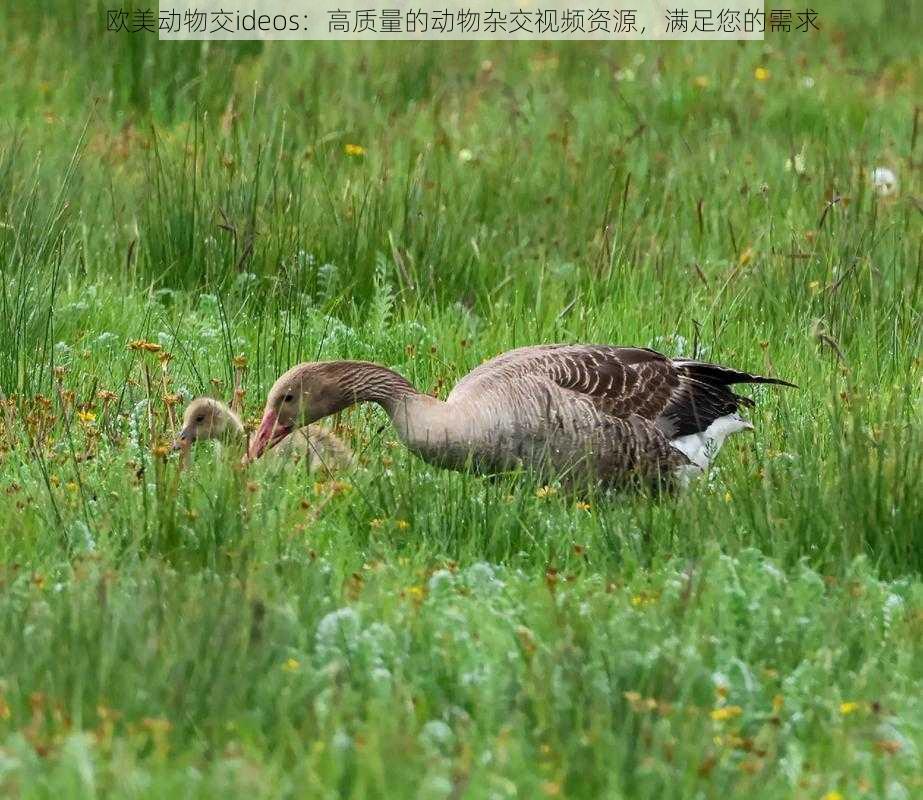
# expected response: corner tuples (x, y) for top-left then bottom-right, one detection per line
(283, 394), (294, 403)
(194, 415), (205, 423)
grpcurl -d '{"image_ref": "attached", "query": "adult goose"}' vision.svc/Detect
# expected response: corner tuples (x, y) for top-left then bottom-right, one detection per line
(248, 345), (793, 488)
(174, 397), (352, 474)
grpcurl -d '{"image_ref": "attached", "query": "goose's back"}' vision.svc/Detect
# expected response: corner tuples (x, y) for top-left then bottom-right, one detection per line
(439, 343), (781, 486)
(439, 346), (687, 485)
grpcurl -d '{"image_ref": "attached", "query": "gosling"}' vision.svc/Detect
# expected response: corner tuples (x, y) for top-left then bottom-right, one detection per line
(174, 397), (352, 475)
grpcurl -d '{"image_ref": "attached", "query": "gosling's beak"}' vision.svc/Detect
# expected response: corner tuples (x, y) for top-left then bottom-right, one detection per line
(248, 410), (290, 460)
(172, 429), (192, 451)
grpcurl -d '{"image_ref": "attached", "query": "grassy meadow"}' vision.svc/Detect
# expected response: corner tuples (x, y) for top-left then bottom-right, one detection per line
(1, 1), (922, 797)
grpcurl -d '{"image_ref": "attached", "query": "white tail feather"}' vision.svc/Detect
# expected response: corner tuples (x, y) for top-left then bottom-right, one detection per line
(670, 413), (754, 474)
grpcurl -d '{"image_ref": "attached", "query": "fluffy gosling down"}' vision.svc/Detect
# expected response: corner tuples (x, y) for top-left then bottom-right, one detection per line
(174, 397), (352, 474)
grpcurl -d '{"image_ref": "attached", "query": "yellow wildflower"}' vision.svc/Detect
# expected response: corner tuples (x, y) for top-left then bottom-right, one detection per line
(630, 592), (659, 607)
(407, 585), (425, 602)
(369, 518), (384, 529)
(738, 247), (754, 266)
(754, 67), (770, 81)
(772, 694), (784, 713)
(839, 701), (860, 715)
(535, 485), (558, 499)
(127, 339), (162, 353)
(710, 705), (743, 721)
(575, 501), (592, 511)
(344, 143), (366, 157)
(809, 280), (821, 292)
(76, 409), (96, 424)
(693, 75), (709, 88)
(821, 792), (844, 800)
(282, 658), (300, 673)
(623, 692), (658, 712)
(395, 519), (410, 531)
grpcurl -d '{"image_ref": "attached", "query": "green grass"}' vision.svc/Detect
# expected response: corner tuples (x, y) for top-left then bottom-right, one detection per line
(1, 2), (922, 797)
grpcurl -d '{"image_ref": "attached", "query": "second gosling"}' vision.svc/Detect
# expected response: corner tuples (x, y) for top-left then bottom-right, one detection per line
(174, 397), (352, 474)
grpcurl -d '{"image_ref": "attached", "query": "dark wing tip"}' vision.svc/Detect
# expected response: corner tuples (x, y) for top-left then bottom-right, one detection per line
(748, 375), (799, 389)
(673, 359), (797, 390)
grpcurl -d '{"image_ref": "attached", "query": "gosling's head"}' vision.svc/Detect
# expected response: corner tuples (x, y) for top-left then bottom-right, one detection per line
(248, 363), (352, 460)
(173, 397), (244, 451)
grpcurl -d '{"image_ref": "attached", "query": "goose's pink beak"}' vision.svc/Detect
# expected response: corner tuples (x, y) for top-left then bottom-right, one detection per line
(248, 410), (290, 460)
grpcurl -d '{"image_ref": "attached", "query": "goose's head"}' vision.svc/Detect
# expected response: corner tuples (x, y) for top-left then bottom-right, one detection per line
(249, 363), (349, 460)
(173, 397), (242, 450)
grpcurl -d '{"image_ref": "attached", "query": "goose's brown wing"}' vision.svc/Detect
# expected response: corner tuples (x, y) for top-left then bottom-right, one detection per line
(451, 344), (792, 438)
(542, 345), (794, 437)
(539, 345), (677, 421)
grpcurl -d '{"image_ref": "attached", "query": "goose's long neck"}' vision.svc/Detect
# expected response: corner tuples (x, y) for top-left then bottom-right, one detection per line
(339, 362), (423, 412)
(339, 362), (452, 454)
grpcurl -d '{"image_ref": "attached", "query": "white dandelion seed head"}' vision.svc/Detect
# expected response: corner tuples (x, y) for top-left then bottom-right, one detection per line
(871, 167), (898, 197)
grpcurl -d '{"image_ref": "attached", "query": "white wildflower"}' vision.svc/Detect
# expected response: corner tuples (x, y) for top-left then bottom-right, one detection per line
(315, 607), (361, 663)
(883, 593), (904, 629)
(427, 569), (454, 595)
(464, 562), (504, 594)
(332, 730), (352, 751)
(419, 720), (454, 754)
